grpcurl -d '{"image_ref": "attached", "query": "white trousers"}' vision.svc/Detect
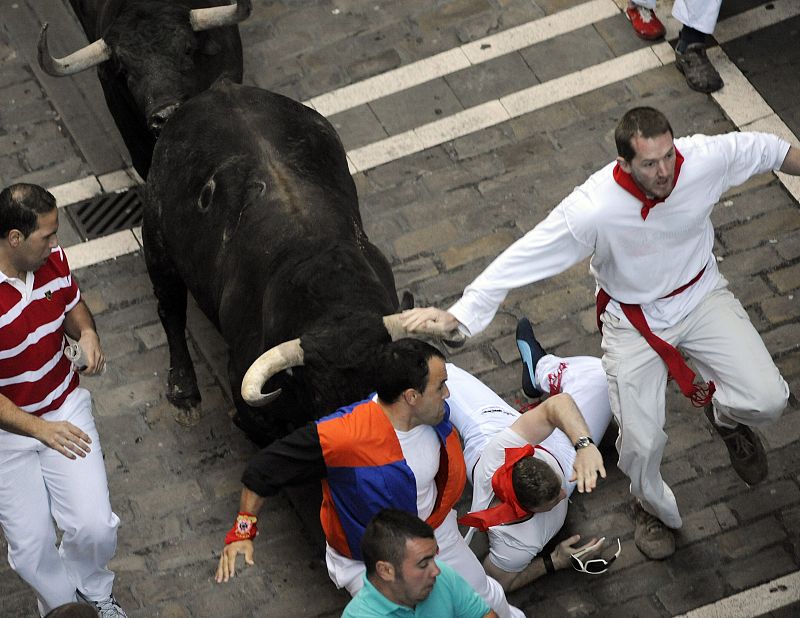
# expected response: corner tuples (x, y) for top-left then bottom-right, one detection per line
(0, 388), (120, 615)
(601, 285), (788, 528)
(326, 510), (525, 618)
(633, 0), (722, 34)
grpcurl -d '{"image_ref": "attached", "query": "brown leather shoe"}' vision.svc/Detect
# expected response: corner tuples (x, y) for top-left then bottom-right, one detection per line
(633, 501), (675, 560)
(704, 405), (767, 485)
(675, 43), (723, 93)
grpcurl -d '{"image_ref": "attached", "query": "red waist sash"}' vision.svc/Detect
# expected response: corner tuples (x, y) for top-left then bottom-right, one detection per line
(595, 267), (714, 407)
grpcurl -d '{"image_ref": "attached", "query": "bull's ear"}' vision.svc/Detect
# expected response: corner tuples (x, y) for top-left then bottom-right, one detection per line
(246, 181), (266, 202)
(201, 38), (221, 56)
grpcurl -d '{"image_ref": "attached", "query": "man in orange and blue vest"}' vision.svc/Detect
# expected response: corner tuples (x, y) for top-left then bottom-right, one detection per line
(215, 338), (524, 618)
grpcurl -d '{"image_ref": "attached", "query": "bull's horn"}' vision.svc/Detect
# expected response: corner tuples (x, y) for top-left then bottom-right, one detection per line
(241, 338), (304, 406)
(37, 24), (111, 77)
(190, 0), (252, 31)
(382, 314), (466, 347)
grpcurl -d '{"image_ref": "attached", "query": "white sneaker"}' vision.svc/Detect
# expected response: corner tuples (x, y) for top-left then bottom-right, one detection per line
(77, 591), (128, 618)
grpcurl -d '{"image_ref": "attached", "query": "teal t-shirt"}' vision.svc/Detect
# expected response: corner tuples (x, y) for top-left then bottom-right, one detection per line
(342, 560), (490, 618)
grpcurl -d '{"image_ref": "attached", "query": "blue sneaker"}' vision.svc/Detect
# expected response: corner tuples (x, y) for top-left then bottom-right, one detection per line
(516, 317), (547, 398)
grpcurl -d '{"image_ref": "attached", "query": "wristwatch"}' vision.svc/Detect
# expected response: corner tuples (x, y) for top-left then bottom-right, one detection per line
(573, 436), (594, 450)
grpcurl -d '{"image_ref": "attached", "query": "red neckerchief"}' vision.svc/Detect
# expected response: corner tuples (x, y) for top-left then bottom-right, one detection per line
(613, 147), (684, 220)
(458, 445), (537, 532)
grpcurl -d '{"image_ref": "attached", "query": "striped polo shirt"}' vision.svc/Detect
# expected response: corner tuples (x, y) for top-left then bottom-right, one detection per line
(0, 247), (80, 415)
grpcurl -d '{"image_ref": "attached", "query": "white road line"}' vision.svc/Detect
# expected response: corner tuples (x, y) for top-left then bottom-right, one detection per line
(50, 167), (141, 207)
(675, 570), (800, 618)
(64, 227), (142, 271)
(714, 0), (800, 44)
(305, 0), (620, 117)
(348, 42), (672, 172)
(47, 0), (800, 270)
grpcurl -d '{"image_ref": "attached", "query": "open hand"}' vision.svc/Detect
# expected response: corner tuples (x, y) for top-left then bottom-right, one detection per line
(570, 444), (605, 492)
(35, 419), (92, 459)
(216, 540), (255, 583)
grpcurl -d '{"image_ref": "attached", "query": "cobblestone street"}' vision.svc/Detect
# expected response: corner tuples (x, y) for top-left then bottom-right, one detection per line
(0, 0), (798, 616)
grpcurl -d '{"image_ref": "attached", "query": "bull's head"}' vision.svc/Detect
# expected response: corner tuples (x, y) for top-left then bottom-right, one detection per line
(240, 314), (465, 407)
(37, 0), (251, 134)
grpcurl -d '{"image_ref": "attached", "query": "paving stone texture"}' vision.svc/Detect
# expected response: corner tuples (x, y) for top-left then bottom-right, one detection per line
(0, 0), (799, 616)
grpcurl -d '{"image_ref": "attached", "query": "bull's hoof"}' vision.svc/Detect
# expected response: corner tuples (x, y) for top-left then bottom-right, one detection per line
(167, 367), (201, 410)
(166, 388), (201, 409)
(171, 405), (202, 427)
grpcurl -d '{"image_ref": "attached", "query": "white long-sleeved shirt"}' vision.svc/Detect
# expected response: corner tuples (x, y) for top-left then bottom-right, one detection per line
(449, 132), (790, 334)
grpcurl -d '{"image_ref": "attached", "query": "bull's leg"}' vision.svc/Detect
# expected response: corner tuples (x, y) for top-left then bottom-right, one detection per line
(142, 215), (201, 409)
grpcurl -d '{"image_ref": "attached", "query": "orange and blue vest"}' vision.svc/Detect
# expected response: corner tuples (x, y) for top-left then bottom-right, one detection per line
(316, 398), (466, 560)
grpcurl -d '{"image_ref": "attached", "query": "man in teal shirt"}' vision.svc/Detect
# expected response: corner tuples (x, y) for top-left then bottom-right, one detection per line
(343, 509), (497, 617)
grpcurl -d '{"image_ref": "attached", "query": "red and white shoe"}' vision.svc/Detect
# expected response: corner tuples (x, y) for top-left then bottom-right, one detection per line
(625, 5), (666, 40)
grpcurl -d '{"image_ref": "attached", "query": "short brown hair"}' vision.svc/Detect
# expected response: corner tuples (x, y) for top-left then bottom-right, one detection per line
(615, 107), (673, 162)
(361, 509), (435, 576)
(512, 456), (562, 511)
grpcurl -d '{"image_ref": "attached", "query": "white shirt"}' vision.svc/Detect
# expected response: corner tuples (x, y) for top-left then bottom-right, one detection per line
(395, 424), (440, 520)
(326, 421), (442, 587)
(449, 132), (790, 334)
(472, 428), (569, 573)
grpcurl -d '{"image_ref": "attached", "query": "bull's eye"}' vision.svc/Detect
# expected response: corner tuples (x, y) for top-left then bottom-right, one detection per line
(197, 179), (215, 212)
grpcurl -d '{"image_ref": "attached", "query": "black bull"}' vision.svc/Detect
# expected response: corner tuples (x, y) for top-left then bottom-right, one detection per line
(143, 81), (409, 445)
(40, 0), (249, 178)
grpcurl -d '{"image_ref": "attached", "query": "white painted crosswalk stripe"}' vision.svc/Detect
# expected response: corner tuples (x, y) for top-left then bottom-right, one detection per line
(306, 0), (620, 117)
(675, 570), (800, 618)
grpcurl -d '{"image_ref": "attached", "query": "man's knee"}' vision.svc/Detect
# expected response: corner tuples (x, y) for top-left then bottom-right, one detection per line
(755, 382), (788, 423)
(68, 512), (118, 548)
(736, 377), (790, 425)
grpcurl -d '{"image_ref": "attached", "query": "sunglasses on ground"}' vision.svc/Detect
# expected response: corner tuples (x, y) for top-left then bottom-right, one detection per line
(570, 538), (622, 574)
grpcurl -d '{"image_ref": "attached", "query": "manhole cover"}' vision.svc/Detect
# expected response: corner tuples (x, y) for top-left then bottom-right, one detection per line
(65, 188), (143, 241)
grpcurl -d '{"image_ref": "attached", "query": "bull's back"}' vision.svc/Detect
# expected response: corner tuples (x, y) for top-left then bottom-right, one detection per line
(149, 82), (356, 229)
(145, 81), (362, 301)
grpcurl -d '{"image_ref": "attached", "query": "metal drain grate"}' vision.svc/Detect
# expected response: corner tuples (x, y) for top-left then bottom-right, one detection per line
(65, 188), (143, 241)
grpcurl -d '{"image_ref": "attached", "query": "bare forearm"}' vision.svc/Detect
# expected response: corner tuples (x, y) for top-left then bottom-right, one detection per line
(543, 393), (591, 443)
(0, 393), (43, 439)
(512, 392), (589, 445)
(780, 146), (800, 175)
(63, 299), (97, 341)
(482, 553), (548, 593)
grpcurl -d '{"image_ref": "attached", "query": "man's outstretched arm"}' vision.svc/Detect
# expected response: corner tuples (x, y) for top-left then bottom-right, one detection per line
(215, 422), (325, 582)
(510, 392), (605, 492)
(215, 487), (266, 582)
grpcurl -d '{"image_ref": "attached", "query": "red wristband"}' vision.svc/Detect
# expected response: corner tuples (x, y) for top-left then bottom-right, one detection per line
(224, 512), (258, 545)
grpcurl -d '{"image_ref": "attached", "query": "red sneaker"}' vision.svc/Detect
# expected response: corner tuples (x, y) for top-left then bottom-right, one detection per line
(625, 5), (666, 40)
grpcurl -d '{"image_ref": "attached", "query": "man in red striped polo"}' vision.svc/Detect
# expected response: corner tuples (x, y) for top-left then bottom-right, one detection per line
(0, 183), (126, 617)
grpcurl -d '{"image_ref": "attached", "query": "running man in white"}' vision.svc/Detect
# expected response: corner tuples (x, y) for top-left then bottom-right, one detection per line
(446, 318), (614, 591)
(402, 107), (799, 560)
